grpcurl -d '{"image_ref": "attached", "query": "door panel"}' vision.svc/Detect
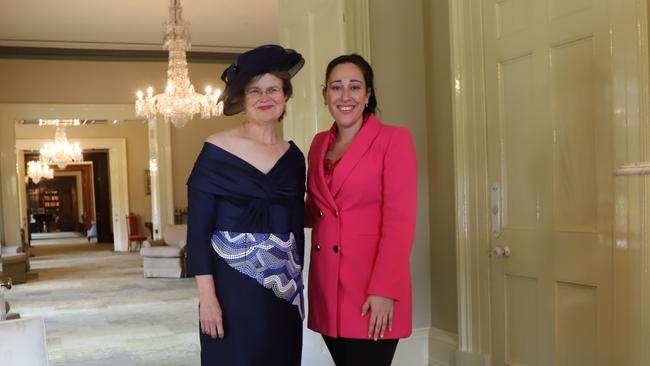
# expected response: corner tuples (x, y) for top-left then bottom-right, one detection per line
(485, 0), (612, 365)
(499, 54), (538, 229)
(551, 37), (598, 232)
(505, 275), (538, 365)
(556, 282), (598, 366)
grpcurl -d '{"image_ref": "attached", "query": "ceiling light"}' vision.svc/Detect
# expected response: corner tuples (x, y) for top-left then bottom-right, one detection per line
(27, 160), (54, 184)
(38, 119), (83, 169)
(135, 0), (223, 128)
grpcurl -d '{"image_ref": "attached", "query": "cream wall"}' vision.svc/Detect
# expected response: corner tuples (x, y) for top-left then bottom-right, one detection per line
(0, 59), (227, 104)
(170, 116), (245, 210)
(15, 123), (151, 233)
(368, 0), (432, 331)
(423, 0), (458, 334)
(0, 58), (232, 240)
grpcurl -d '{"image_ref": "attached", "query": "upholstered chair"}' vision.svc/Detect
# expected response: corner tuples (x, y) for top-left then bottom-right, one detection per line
(0, 245), (29, 284)
(139, 224), (187, 278)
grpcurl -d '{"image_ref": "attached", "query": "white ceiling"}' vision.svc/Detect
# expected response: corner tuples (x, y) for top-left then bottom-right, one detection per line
(0, 0), (280, 53)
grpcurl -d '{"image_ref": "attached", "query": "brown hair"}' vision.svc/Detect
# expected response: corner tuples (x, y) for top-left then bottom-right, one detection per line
(237, 71), (293, 122)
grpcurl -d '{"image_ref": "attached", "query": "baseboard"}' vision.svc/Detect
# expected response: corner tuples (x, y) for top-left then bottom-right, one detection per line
(429, 327), (458, 366)
(456, 349), (491, 366)
(394, 327), (431, 366)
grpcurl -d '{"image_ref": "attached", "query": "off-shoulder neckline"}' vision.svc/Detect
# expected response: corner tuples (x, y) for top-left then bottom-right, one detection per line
(203, 140), (296, 176)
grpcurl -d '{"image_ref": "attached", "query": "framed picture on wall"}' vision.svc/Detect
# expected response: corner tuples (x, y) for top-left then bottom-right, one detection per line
(144, 169), (151, 195)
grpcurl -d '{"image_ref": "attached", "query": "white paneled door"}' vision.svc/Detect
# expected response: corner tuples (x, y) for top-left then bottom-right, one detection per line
(484, 0), (613, 365)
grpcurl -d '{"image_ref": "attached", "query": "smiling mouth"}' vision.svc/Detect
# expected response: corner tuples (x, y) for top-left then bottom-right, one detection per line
(257, 105), (274, 111)
(337, 105), (355, 112)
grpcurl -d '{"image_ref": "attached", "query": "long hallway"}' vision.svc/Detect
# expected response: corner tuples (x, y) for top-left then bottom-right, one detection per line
(6, 243), (200, 366)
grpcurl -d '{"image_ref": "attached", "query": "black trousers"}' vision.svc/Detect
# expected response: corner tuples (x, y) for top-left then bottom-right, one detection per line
(322, 335), (399, 366)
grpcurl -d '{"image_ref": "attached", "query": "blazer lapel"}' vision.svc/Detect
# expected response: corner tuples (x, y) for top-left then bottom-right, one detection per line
(311, 131), (338, 209)
(330, 114), (381, 198)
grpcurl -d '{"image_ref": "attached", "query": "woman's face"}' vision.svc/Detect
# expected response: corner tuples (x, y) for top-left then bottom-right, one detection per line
(244, 73), (286, 124)
(323, 63), (370, 129)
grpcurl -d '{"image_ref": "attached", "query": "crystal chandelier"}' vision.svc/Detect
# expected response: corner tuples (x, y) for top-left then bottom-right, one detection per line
(26, 160), (54, 184)
(39, 119), (83, 169)
(135, 0), (223, 128)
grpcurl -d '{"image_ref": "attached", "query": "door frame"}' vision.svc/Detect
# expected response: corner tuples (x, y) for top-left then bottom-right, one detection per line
(3, 103), (135, 252)
(448, 0), (492, 363)
(448, 0), (650, 365)
(16, 137), (129, 252)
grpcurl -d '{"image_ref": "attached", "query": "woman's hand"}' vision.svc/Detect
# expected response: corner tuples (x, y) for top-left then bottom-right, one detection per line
(361, 295), (394, 340)
(196, 275), (224, 339)
(199, 295), (224, 339)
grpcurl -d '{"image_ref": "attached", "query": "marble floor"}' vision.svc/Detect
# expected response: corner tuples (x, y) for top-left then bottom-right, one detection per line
(5, 243), (200, 366)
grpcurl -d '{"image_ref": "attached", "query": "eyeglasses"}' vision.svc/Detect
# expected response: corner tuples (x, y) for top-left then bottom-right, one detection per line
(245, 86), (283, 99)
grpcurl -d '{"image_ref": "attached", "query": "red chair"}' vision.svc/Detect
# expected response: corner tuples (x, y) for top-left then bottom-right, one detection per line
(126, 213), (147, 252)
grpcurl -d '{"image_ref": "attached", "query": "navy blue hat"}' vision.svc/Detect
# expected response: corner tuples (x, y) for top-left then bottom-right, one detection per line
(219, 44), (305, 116)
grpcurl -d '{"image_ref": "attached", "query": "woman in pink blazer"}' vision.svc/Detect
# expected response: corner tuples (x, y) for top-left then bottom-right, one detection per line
(305, 54), (417, 365)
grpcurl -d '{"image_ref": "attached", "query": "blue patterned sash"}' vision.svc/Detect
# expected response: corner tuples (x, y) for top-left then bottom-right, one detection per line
(211, 231), (304, 319)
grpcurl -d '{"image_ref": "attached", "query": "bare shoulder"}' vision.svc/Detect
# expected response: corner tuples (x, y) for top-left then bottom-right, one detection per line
(205, 128), (241, 149)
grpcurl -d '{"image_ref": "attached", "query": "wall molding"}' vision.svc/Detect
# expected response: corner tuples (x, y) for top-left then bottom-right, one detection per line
(636, 1), (650, 363)
(6, 103), (138, 251)
(147, 118), (174, 240)
(343, 0), (371, 60)
(0, 41), (246, 55)
(393, 327), (432, 366)
(447, 0), (492, 361)
(429, 327), (458, 366)
(16, 137), (129, 252)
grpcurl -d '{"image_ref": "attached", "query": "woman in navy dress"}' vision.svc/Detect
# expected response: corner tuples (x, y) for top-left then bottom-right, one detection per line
(186, 45), (305, 366)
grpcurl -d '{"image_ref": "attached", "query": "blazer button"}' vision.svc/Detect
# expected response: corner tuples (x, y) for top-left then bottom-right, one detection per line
(333, 245), (340, 253)
(318, 210), (324, 218)
(335, 210), (339, 218)
(315, 244), (321, 251)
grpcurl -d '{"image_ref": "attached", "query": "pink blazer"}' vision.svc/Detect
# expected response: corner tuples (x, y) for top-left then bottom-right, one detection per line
(305, 114), (417, 339)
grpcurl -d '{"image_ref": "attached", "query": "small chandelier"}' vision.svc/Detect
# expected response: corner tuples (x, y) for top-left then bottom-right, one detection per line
(26, 160), (54, 184)
(135, 0), (223, 128)
(39, 119), (83, 169)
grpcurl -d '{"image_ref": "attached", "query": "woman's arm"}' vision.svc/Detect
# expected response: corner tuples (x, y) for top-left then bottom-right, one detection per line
(187, 187), (223, 338)
(367, 127), (418, 300)
(364, 128), (418, 339)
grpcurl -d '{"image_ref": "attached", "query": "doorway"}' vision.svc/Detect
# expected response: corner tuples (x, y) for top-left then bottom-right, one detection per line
(24, 151), (113, 245)
(24, 153), (101, 244)
(83, 151), (112, 243)
(17, 137), (129, 252)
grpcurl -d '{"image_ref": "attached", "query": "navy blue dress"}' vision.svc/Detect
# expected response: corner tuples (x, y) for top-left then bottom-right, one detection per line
(186, 142), (305, 366)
